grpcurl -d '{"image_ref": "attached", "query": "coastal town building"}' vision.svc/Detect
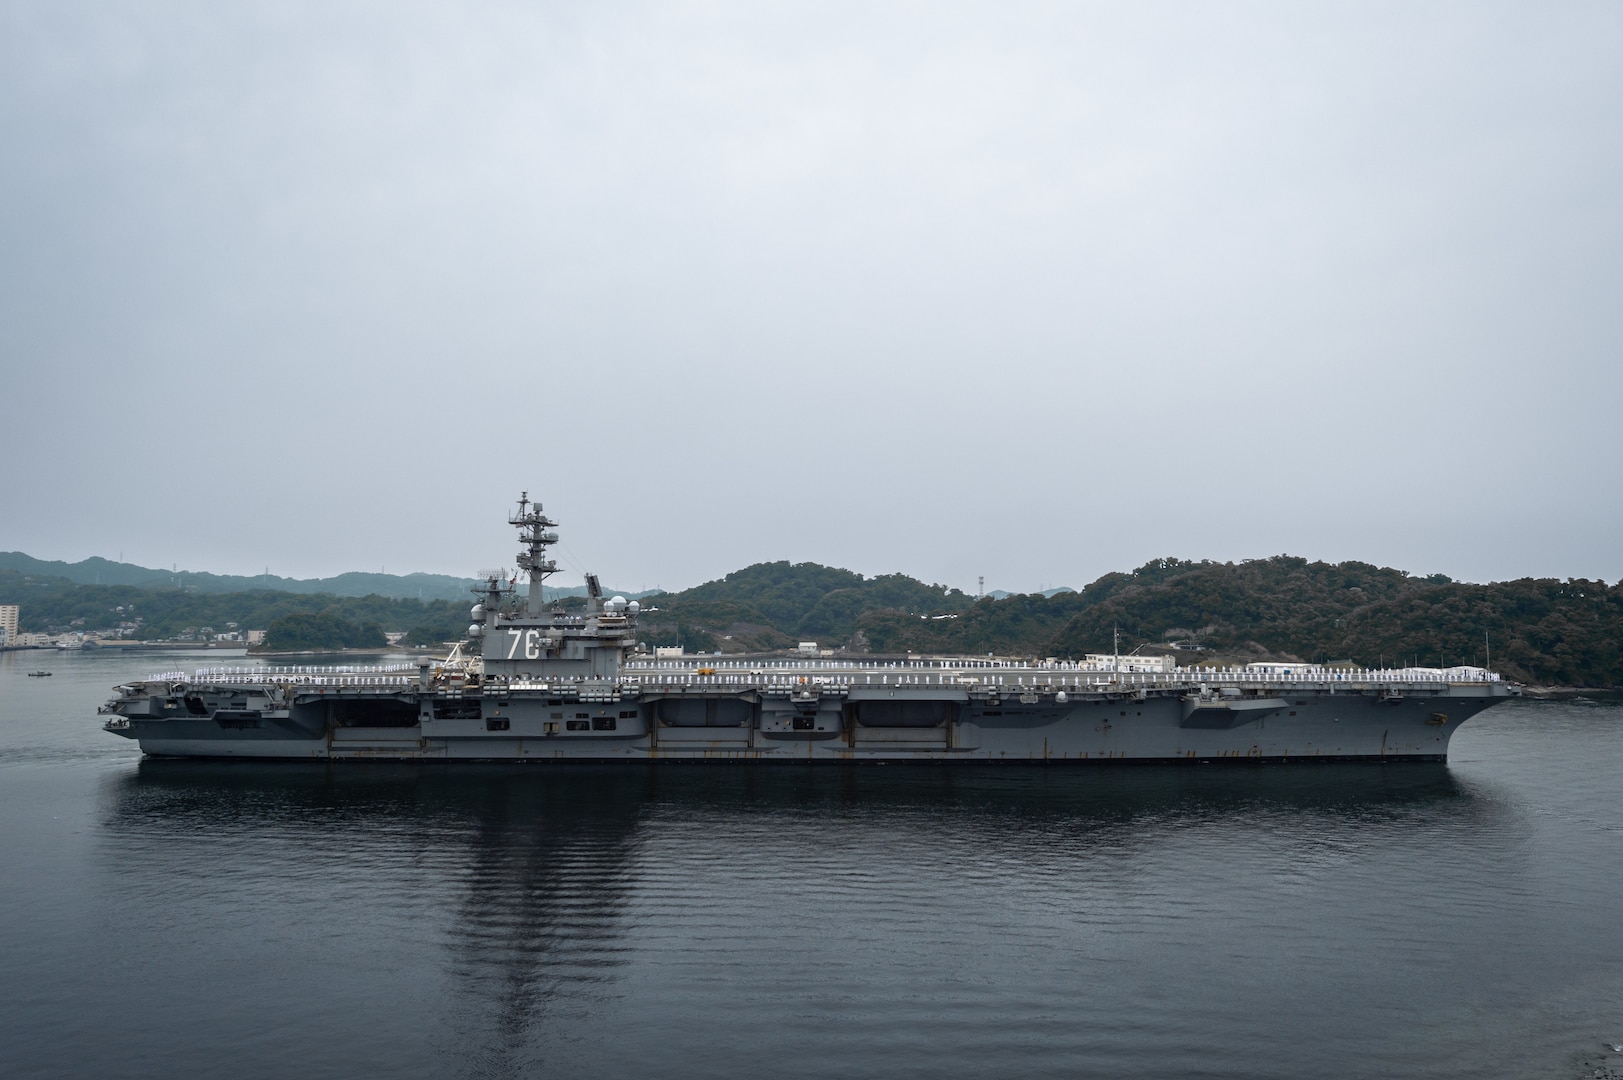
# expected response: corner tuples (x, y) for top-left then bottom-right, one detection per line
(0, 604), (17, 647)
(1245, 662), (1317, 675)
(1082, 652), (1179, 673)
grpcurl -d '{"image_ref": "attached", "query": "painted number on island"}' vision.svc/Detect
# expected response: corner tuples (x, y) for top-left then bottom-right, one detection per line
(506, 629), (543, 660)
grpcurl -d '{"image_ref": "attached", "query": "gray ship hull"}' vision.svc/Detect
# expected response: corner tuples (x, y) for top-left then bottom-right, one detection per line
(104, 661), (1512, 763)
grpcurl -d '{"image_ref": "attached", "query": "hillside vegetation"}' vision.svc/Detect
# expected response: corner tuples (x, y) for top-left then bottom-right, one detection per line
(0, 551), (479, 600)
(0, 551), (645, 603)
(633, 561), (975, 654)
(0, 569), (466, 648)
(640, 556), (1622, 688)
(4, 555), (1618, 686)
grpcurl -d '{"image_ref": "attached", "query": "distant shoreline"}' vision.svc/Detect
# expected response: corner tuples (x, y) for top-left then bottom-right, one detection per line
(246, 647), (433, 659)
(1519, 685), (1622, 699)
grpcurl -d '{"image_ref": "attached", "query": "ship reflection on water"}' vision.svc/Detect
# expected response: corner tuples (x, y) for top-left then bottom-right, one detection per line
(102, 763), (660, 1074)
(96, 761), (1485, 1076)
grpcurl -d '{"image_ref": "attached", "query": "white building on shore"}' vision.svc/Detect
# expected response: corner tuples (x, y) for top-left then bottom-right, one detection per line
(1083, 652), (1178, 673)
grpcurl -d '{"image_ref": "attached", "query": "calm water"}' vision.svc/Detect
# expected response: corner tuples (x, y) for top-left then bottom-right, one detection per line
(2, 649), (1621, 1079)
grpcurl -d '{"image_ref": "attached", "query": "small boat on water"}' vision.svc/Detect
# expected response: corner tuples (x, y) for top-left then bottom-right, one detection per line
(28, 671), (52, 677)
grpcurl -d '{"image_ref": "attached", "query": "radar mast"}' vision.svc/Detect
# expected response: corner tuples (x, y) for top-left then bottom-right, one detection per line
(509, 491), (559, 615)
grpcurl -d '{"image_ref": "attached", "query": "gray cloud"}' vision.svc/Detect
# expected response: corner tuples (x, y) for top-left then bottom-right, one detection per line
(3, 1), (1620, 592)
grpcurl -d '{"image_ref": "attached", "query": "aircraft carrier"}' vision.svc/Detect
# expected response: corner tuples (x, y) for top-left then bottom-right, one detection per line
(101, 494), (1517, 762)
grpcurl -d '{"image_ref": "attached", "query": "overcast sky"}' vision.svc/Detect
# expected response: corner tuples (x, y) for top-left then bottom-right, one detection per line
(2, 1), (1620, 594)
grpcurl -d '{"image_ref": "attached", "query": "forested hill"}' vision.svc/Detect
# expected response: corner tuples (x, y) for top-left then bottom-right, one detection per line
(0, 551), (479, 600)
(0, 567), (469, 649)
(636, 561), (975, 653)
(0, 551), (643, 603)
(638, 556), (1622, 688)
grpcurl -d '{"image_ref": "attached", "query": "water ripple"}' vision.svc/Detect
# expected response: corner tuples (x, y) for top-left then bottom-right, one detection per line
(2, 680), (1621, 1078)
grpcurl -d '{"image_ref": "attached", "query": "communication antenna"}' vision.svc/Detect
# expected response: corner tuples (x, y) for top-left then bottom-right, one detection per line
(978, 576), (984, 600)
(509, 490), (560, 615)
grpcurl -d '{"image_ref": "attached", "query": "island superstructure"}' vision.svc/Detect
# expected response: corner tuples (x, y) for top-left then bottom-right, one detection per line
(101, 493), (1517, 762)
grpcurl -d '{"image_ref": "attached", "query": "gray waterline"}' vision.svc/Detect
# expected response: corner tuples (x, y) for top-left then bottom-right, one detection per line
(2, 648), (1621, 1079)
